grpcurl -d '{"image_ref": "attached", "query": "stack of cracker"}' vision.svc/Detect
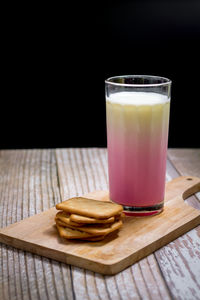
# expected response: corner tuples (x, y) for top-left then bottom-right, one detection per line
(55, 197), (124, 241)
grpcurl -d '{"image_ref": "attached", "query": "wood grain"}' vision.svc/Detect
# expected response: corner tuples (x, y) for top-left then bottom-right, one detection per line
(155, 151), (200, 300)
(0, 150), (74, 300)
(168, 148), (200, 178)
(56, 149), (200, 300)
(56, 149), (173, 299)
(1, 148), (200, 300)
(168, 148), (200, 203)
(1, 176), (200, 276)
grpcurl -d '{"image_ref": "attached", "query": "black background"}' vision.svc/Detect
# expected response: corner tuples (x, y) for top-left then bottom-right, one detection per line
(2, 0), (200, 149)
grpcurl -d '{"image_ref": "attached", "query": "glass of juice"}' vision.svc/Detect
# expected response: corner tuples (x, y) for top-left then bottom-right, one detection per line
(105, 75), (171, 216)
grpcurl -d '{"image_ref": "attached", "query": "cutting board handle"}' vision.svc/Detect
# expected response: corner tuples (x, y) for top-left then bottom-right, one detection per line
(182, 176), (200, 200)
(165, 176), (200, 203)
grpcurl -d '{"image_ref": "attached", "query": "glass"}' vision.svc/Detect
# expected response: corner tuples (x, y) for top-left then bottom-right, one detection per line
(105, 75), (171, 216)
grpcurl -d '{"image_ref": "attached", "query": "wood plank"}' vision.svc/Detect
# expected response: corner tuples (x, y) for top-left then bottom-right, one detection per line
(0, 177), (200, 276)
(154, 154), (200, 300)
(0, 150), (74, 300)
(168, 148), (200, 178)
(3, 148), (199, 300)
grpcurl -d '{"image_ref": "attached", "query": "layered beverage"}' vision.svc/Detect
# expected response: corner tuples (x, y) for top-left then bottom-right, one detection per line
(106, 88), (170, 216)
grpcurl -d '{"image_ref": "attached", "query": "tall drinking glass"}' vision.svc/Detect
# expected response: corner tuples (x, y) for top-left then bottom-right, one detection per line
(105, 75), (171, 216)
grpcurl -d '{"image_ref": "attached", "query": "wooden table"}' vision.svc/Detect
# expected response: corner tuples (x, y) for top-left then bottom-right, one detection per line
(0, 148), (200, 300)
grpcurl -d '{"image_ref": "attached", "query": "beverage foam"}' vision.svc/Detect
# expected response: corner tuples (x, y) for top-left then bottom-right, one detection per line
(107, 92), (169, 106)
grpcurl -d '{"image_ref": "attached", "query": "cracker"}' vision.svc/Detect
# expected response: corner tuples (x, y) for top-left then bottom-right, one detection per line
(115, 212), (125, 221)
(56, 224), (99, 239)
(56, 220), (103, 238)
(56, 197), (123, 219)
(55, 211), (83, 227)
(56, 219), (68, 227)
(63, 220), (123, 235)
(70, 214), (115, 224)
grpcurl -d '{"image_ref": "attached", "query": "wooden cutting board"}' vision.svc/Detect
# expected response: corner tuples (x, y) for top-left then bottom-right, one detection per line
(0, 176), (200, 275)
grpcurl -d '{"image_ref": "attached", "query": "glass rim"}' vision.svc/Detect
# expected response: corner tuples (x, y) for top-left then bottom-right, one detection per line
(105, 75), (172, 87)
